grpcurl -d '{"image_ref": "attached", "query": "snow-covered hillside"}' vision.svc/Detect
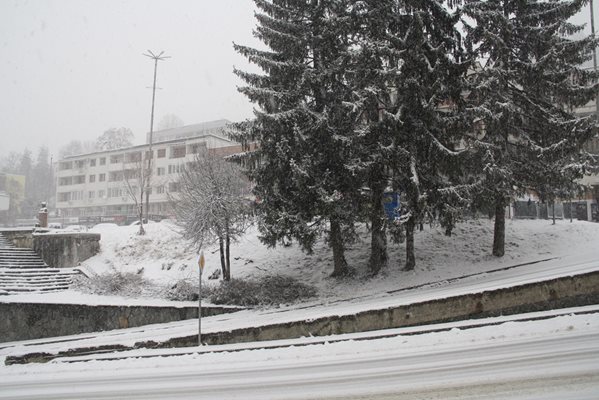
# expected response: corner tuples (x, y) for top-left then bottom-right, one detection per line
(75, 218), (599, 302)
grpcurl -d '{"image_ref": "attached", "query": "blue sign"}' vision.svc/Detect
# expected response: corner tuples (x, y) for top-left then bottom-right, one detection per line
(383, 192), (400, 221)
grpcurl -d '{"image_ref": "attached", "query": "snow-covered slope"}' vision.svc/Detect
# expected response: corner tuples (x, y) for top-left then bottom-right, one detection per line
(76, 218), (599, 302)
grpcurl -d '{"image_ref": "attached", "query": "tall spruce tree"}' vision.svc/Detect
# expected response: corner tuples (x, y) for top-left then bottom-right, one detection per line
(352, 0), (469, 272)
(232, 0), (362, 276)
(464, 0), (598, 256)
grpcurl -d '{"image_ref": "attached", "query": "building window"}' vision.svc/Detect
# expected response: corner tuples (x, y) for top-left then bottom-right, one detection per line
(74, 175), (86, 184)
(157, 149), (166, 158)
(108, 187), (123, 198)
(110, 154), (124, 164)
(88, 191), (95, 199)
(156, 185), (165, 194)
(188, 142), (206, 154)
(168, 182), (180, 192)
(89, 174), (96, 183)
(156, 167), (165, 176)
(71, 191), (83, 201)
(99, 173), (106, 182)
(145, 150), (153, 160)
(89, 159), (96, 167)
(170, 145), (186, 159)
(75, 160), (86, 169)
(126, 152), (142, 163)
(168, 164), (181, 174)
(58, 192), (71, 202)
(109, 171), (124, 182)
(59, 161), (72, 170)
(59, 177), (73, 186)
(98, 190), (105, 198)
(100, 157), (106, 165)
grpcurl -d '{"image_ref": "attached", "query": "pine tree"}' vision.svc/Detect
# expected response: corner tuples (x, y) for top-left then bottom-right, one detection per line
(232, 0), (363, 276)
(464, 0), (598, 256)
(352, 0), (470, 272)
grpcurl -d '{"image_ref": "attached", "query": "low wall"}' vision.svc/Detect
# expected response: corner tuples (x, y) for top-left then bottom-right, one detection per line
(0, 302), (240, 342)
(5, 270), (599, 364)
(157, 270), (599, 348)
(0, 229), (34, 248)
(33, 232), (100, 268)
(0, 229), (101, 268)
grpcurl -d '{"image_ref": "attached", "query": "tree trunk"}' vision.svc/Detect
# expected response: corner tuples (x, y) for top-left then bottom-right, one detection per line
(225, 233), (231, 281)
(552, 200), (556, 225)
(137, 203), (145, 235)
(219, 236), (228, 280)
(404, 217), (416, 271)
(369, 182), (388, 275)
(329, 217), (349, 277)
(492, 196), (506, 257)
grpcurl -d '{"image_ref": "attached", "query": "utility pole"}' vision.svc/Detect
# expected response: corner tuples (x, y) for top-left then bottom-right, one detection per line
(143, 50), (170, 223)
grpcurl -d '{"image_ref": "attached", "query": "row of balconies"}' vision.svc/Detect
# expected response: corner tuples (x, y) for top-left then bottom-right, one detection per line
(57, 142), (208, 172)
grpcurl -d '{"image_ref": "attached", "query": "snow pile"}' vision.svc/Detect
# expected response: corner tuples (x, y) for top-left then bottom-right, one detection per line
(71, 218), (599, 303)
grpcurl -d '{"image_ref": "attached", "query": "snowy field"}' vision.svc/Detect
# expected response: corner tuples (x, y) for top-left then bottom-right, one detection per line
(6, 217), (598, 306)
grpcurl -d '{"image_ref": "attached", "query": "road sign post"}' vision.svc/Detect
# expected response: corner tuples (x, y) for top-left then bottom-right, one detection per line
(198, 250), (205, 346)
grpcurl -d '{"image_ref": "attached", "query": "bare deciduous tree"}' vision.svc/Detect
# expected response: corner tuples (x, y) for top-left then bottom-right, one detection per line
(170, 151), (252, 281)
(121, 150), (152, 235)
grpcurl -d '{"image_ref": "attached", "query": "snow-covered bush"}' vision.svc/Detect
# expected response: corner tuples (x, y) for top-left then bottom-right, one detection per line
(73, 271), (149, 296)
(206, 275), (317, 306)
(164, 279), (199, 301)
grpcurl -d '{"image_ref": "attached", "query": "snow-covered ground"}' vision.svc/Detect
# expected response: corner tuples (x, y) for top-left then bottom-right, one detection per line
(8, 217), (597, 305)
(1, 310), (598, 399)
(2, 218), (599, 399)
(87, 217), (599, 291)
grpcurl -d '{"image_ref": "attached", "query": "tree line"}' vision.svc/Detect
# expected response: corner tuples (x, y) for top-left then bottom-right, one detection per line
(229, 0), (598, 276)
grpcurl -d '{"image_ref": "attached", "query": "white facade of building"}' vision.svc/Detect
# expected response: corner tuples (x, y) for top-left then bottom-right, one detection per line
(55, 122), (240, 224)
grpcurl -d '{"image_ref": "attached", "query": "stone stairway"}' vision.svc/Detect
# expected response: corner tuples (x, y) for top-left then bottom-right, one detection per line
(0, 233), (80, 295)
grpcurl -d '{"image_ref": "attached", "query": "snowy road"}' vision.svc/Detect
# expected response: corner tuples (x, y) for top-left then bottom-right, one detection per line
(2, 313), (598, 400)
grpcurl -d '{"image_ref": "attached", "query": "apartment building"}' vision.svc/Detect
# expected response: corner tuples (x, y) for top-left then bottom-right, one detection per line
(55, 121), (243, 224)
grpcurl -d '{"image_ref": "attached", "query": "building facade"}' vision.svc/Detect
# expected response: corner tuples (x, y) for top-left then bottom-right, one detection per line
(55, 121), (243, 224)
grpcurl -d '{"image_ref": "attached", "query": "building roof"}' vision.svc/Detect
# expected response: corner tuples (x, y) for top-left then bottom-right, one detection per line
(61, 120), (235, 161)
(146, 119), (231, 143)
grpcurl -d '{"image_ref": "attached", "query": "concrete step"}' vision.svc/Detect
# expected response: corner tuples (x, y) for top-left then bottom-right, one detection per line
(0, 261), (47, 265)
(0, 286), (70, 293)
(0, 271), (78, 276)
(0, 268), (79, 275)
(0, 276), (77, 281)
(0, 265), (80, 294)
(0, 281), (72, 288)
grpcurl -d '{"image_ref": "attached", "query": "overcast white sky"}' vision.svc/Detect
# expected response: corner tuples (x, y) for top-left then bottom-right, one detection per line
(0, 1), (597, 161)
(0, 0), (261, 159)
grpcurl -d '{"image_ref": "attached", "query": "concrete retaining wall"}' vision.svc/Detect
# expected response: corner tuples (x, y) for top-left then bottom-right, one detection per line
(5, 270), (599, 364)
(155, 270), (599, 348)
(0, 229), (34, 248)
(0, 302), (240, 342)
(0, 229), (101, 268)
(33, 232), (100, 268)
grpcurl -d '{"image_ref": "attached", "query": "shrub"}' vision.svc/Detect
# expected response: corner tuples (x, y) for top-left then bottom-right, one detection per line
(73, 270), (149, 296)
(164, 279), (199, 301)
(206, 275), (317, 306)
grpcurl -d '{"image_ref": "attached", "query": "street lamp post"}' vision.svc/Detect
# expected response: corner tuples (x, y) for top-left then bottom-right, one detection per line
(143, 50), (170, 222)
